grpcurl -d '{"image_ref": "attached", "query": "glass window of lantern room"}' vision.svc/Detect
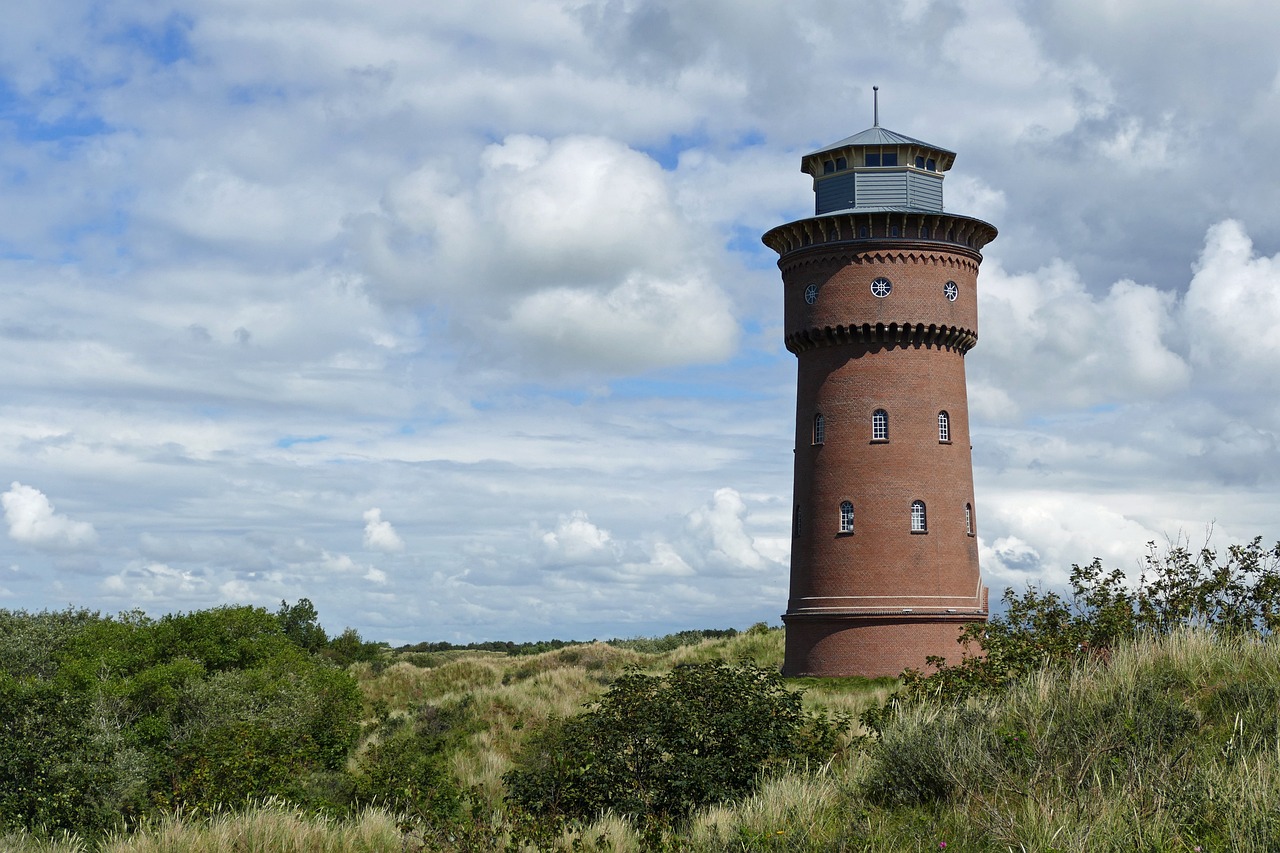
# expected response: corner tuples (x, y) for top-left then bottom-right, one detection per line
(840, 501), (854, 533)
(823, 160), (835, 174)
(872, 409), (888, 441)
(813, 413), (825, 445)
(882, 151), (898, 166)
(911, 500), (927, 532)
(915, 155), (925, 169)
(927, 158), (937, 171)
(836, 156), (847, 170)
(865, 151), (881, 167)
(938, 411), (950, 442)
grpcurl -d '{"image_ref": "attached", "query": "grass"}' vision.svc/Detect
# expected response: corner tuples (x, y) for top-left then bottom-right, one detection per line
(21, 626), (1280, 851)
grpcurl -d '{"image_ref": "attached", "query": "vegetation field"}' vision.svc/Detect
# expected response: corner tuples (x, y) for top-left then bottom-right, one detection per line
(5, 537), (1280, 850)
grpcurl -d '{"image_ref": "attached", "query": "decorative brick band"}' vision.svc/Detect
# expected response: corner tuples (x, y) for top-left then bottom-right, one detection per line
(778, 247), (982, 276)
(785, 321), (978, 354)
(762, 210), (997, 258)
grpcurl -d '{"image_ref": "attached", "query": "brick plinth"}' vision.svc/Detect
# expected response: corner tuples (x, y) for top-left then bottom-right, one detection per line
(782, 612), (978, 677)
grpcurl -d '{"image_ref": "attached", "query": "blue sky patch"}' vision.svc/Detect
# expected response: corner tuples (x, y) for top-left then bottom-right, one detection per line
(276, 435), (330, 448)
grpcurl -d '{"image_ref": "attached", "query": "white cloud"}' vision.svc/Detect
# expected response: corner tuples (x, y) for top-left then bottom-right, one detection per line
(1184, 220), (1280, 392)
(0, 483), (97, 551)
(684, 487), (779, 574)
(971, 260), (1189, 418)
(362, 507), (405, 553)
(357, 133), (738, 374)
(101, 561), (208, 602)
(541, 510), (616, 564)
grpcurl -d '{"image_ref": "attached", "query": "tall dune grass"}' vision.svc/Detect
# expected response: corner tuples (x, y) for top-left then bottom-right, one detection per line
(96, 804), (402, 853)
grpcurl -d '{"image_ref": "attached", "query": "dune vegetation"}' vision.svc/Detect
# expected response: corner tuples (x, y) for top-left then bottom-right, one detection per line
(4, 538), (1280, 850)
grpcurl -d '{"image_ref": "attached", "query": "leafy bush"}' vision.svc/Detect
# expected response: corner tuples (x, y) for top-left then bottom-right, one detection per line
(873, 537), (1280, 713)
(504, 661), (845, 826)
(352, 701), (474, 825)
(0, 605), (364, 837)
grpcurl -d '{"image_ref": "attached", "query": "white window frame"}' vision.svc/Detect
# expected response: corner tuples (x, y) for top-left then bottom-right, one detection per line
(872, 409), (888, 441)
(911, 500), (927, 533)
(813, 413), (825, 445)
(965, 503), (973, 535)
(839, 501), (854, 533)
(938, 410), (950, 443)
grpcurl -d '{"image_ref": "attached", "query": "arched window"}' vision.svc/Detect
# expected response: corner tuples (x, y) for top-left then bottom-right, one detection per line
(938, 411), (950, 442)
(872, 409), (889, 441)
(840, 501), (854, 533)
(793, 505), (802, 537)
(965, 503), (974, 535)
(813, 413), (825, 445)
(911, 500), (927, 532)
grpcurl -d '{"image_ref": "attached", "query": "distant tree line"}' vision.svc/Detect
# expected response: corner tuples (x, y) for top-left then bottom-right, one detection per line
(396, 627), (741, 657)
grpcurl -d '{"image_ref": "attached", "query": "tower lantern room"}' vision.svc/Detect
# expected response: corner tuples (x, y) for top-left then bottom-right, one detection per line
(803, 125), (955, 216)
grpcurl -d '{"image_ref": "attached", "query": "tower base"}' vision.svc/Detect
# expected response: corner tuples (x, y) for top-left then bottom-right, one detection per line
(781, 612), (986, 678)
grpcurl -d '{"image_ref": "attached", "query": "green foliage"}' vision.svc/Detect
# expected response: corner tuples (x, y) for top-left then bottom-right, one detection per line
(605, 628), (740, 654)
(276, 598), (328, 653)
(0, 605), (363, 838)
(872, 537), (1280, 714)
(352, 701), (474, 825)
(504, 661), (845, 827)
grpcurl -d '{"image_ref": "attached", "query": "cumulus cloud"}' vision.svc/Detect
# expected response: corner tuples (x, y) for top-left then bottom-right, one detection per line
(683, 487), (779, 574)
(356, 133), (738, 373)
(362, 507), (405, 552)
(1184, 220), (1280, 393)
(541, 510), (617, 564)
(102, 561), (208, 602)
(321, 550), (387, 585)
(971, 259), (1189, 419)
(1, 483), (97, 550)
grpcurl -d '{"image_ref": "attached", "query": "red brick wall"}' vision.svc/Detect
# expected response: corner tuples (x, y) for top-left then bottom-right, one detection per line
(774, 226), (991, 677)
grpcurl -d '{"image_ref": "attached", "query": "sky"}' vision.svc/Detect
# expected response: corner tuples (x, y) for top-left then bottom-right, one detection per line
(3, 0), (1280, 645)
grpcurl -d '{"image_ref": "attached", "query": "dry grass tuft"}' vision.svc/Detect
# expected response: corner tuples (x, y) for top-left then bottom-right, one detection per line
(98, 803), (403, 853)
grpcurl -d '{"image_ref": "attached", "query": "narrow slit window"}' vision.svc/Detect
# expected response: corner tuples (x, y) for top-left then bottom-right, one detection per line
(840, 501), (854, 533)
(813, 413), (825, 445)
(911, 500), (927, 533)
(965, 503), (974, 535)
(938, 411), (950, 442)
(872, 409), (889, 441)
(793, 505), (802, 537)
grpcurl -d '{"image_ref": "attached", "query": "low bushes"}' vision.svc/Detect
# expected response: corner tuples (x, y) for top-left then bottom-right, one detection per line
(504, 661), (846, 827)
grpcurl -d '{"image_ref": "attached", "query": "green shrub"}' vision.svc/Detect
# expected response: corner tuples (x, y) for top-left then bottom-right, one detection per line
(351, 700), (475, 824)
(504, 661), (845, 826)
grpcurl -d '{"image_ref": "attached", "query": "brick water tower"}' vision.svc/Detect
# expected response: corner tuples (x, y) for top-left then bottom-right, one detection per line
(762, 99), (997, 677)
